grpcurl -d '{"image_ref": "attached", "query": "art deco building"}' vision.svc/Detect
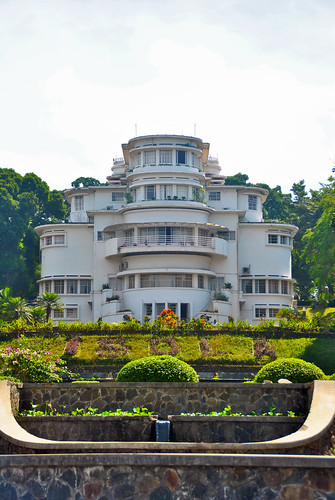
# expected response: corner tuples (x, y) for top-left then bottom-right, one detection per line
(35, 134), (298, 324)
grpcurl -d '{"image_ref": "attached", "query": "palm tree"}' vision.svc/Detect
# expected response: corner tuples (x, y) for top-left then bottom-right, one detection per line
(38, 292), (63, 321)
(2, 297), (33, 322)
(30, 306), (47, 323)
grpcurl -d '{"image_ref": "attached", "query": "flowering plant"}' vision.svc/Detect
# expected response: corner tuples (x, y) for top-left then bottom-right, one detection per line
(154, 308), (179, 329)
(0, 347), (72, 383)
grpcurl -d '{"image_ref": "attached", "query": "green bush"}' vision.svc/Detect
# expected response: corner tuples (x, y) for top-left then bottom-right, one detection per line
(253, 357), (325, 383)
(116, 355), (199, 382)
(327, 373), (335, 380)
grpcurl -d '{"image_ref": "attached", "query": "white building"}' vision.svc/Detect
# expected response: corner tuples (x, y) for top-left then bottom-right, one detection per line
(35, 134), (298, 325)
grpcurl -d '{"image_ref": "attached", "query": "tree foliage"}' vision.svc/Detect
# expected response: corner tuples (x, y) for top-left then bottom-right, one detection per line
(0, 169), (67, 297)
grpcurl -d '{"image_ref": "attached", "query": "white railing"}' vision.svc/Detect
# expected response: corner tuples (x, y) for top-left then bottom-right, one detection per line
(118, 235), (215, 249)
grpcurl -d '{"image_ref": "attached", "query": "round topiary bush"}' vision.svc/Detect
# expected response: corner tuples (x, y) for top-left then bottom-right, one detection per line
(253, 358), (325, 383)
(116, 355), (199, 383)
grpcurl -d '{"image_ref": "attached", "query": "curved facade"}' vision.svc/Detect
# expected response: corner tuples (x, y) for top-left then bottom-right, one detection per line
(35, 134), (298, 324)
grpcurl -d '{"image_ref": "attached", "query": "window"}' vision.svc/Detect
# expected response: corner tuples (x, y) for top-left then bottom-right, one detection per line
(217, 231), (236, 241)
(268, 234), (278, 244)
(66, 308), (78, 319)
(280, 235), (288, 245)
(268, 280), (279, 293)
(44, 280), (51, 293)
(242, 280), (253, 293)
(137, 152), (141, 166)
(163, 185), (172, 199)
(74, 196), (84, 211)
(54, 280), (64, 294)
(248, 195), (257, 210)
(269, 308), (279, 318)
(128, 275), (135, 289)
(255, 308), (266, 318)
(53, 309), (64, 319)
(281, 280), (288, 294)
(177, 185), (188, 199)
(159, 150), (172, 164)
(144, 150), (156, 165)
(191, 152), (195, 166)
(140, 273), (192, 288)
(156, 303), (165, 316)
(54, 235), (65, 245)
(45, 236), (52, 246)
(97, 231), (103, 241)
(80, 280), (91, 294)
(198, 275), (204, 288)
(146, 185), (156, 200)
(112, 192), (124, 201)
(67, 280), (78, 294)
(144, 303), (152, 316)
(209, 192), (221, 201)
(168, 303), (177, 313)
(176, 150), (186, 164)
(255, 279), (266, 293)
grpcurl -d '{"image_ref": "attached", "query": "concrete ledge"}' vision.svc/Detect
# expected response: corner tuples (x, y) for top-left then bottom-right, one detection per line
(0, 380), (334, 453)
(0, 452), (334, 468)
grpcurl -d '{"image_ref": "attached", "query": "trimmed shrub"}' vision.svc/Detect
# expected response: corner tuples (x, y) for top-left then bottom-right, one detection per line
(253, 357), (325, 383)
(327, 373), (335, 380)
(116, 355), (199, 382)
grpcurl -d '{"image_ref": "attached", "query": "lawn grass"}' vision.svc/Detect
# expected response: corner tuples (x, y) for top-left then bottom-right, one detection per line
(0, 332), (333, 374)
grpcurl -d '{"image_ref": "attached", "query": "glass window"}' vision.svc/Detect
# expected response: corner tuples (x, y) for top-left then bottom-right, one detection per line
(159, 150), (172, 164)
(67, 280), (78, 294)
(163, 185), (172, 199)
(44, 280), (51, 293)
(281, 280), (288, 294)
(54, 280), (64, 294)
(268, 280), (279, 293)
(248, 195), (257, 210)
(268, 234), (278, 244)
(74, 196), (84, 211)
(255, 279), (266, 293)
(209, 192), (221, 201)
(255, 308), (266, 318)
(144, 150), (156, 165)
(80, 280), (91, 294)
(198, 275), (204, 289)
(45, 236), (52, 246)
(156, 303), (165, 316)
(269, 308), (279, 318)
(137, 152), (141, 166)
(54, 235), (65, 245)
(176, 150), (186, 164)
(191, 152), (195, 166)
(242, 280), (253, 293)
(66, 308), (78, 319)
(177, 185), (187, 199)
(128, 275), (135, 289)
(53, 309), (64, 319)
(144, 303), (152, 316)
(112, 192), (124, 201)
(146, 185), (156, 200)
(168, 303), (177, 313)
(280, 235), (288, 245)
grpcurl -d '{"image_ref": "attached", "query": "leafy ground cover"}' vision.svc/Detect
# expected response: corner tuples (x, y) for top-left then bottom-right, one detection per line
(0, 331), (334, 375)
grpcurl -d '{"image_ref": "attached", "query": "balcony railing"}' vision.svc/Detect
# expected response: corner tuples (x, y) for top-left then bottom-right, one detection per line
(118, 235), (215, 249)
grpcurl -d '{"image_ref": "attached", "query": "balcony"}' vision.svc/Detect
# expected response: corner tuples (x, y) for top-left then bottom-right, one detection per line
(104, 236), (228, 258)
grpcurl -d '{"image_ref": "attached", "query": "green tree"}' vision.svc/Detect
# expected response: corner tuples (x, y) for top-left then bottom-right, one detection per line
(224, 172), (250, 185)
(1, 296), (32, 322)
(302, 175), (335, 304)
(71, 176), (106, 188)
(38, 292), (63, 321)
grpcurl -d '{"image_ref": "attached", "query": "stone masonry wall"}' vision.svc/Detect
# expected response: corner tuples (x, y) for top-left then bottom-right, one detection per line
(19, 381), (311, 419)
(0, 454), (334, 499)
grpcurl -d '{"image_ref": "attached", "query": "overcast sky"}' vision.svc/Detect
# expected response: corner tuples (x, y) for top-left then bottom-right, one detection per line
(1, 0), (335, 194)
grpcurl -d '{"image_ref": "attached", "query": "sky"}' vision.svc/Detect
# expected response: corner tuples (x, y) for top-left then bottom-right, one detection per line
(1, 0), (335, 194)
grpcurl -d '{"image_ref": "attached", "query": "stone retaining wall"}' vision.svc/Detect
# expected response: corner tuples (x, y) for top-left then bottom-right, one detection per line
(19, 381), (311, 419)
(16, 415), (304, 444)
(0, 454), (334, 499)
